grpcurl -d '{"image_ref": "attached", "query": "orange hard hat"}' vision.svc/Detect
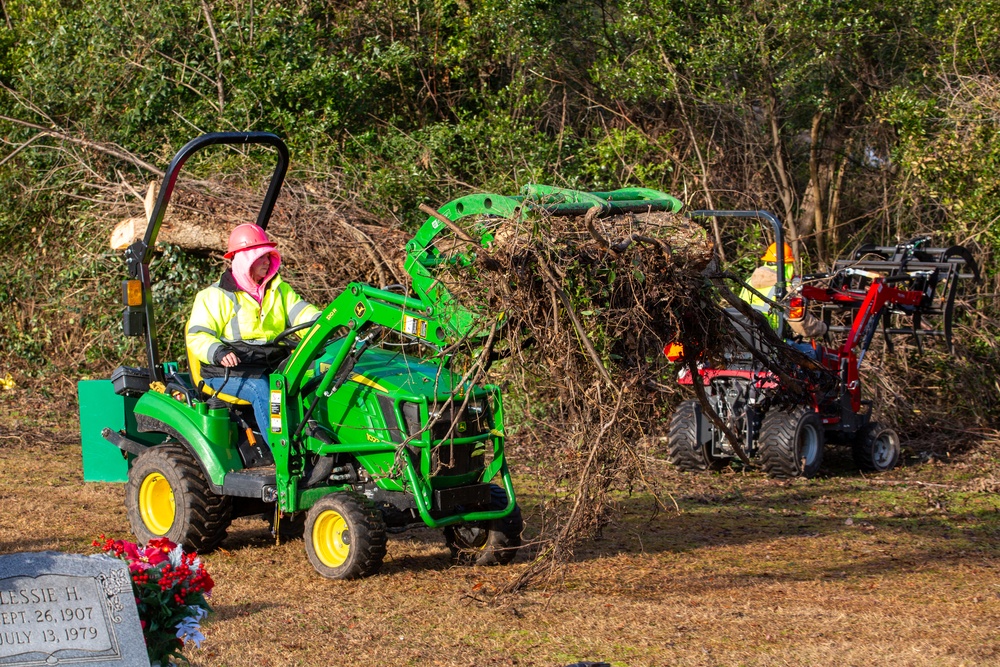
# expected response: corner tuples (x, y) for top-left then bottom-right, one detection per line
(761, 242), (794, 263)
(224, 224), (275, 259)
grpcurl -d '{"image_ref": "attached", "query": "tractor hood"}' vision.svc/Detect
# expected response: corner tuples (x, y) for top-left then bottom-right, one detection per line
(314, 340), (467, 399)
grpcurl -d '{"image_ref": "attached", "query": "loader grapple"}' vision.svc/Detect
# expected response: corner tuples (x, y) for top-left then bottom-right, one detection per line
(821, 238), (981, 353)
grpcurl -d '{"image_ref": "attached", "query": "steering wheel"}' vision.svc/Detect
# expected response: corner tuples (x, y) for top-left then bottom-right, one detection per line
(272, 321), (315, 348)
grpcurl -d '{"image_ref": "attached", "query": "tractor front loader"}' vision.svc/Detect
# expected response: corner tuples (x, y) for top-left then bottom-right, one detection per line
(665, 210), (980, 479)
(403, 183), (684, 341)
(79, 133), (521, 579)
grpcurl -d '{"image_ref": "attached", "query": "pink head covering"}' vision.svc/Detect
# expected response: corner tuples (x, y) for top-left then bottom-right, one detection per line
(231, 245), (281, 304)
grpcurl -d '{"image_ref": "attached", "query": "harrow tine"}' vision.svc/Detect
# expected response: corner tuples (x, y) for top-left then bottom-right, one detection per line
(881, 308), (894, 354)
(942, 245), (981, 281)
(828, 237), (979, 354)
(943, 275), (958, 353)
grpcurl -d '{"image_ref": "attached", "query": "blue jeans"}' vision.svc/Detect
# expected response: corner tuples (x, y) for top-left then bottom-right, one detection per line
(786, 340), (821, 361)
(204, 376), (272, 445)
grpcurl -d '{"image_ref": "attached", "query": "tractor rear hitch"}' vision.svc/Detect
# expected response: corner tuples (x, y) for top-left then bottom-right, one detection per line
(101, 428), (149, 457)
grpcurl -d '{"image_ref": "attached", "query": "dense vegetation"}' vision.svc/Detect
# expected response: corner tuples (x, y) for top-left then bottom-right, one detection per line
(0, 0), (996, 426)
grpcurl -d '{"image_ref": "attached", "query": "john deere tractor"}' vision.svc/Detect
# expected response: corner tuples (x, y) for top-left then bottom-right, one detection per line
(78, 133), (521, 579)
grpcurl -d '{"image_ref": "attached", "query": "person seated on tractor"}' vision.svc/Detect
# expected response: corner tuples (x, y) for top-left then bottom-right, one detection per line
(739, 242), (827, 358)
(186, 224), (320, 443)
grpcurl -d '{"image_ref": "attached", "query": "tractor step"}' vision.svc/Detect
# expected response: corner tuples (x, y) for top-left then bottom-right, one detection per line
(223, 466), (277, 499)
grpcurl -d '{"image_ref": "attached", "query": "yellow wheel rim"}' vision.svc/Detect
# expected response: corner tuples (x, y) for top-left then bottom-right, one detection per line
(312, 510), (350, 568)
(139, 473), (175, 536)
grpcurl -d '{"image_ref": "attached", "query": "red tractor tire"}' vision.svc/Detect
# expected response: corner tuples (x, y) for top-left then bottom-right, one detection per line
(667, 400), (731, 472)
(852, 422), (900, 472)
(758, 405), (824, 479)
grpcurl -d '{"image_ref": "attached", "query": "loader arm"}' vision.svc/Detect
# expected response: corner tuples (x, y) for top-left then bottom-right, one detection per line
(804, 274), (930, 413)
(405, 184), (683, 341)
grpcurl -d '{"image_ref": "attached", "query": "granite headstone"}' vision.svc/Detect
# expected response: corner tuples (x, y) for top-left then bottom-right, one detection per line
(0, 552), (150, 666)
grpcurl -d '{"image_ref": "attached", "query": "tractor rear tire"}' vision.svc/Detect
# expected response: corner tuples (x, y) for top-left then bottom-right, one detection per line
(853, 422), (900, 472)
(758, 405), (824, 479)
(667, 400), (731, 472)
(444, 484), (523, 566)
(304, 492), (387, 580)
(125, 443), (232, 552)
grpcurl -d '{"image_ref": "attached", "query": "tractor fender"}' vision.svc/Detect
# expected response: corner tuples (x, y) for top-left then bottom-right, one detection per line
(132, 391), (241, 492)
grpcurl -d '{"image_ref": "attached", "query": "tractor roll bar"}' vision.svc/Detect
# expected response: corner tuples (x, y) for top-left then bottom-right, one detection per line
(124, 131), (290, 384)
(135, 131), (289, 267)
(688, 210), (787, 300)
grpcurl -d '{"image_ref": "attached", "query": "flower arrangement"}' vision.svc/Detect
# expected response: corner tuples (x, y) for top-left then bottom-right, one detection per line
(94, 535), (214, 665)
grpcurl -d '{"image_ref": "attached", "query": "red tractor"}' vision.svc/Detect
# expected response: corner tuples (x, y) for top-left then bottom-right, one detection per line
(665, 210), (979, 478)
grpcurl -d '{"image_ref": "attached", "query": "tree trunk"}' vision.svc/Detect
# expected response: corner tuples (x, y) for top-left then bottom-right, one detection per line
(109, 182), (229, 253)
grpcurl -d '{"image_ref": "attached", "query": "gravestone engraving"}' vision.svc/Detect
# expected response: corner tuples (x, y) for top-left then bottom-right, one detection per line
(0, 552), (150, 666)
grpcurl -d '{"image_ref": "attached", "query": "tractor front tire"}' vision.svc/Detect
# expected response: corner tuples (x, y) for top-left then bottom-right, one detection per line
(304, 493), (387, 580)
(853, 422), (900, 472)
(125, 443), (232, 552)
(758, 405), (824, 479)
(444, 484), (523, 566)
(667, 400), (730, 472)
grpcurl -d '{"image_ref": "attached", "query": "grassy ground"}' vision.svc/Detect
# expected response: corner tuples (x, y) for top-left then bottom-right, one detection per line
(0, 392), (998, 667)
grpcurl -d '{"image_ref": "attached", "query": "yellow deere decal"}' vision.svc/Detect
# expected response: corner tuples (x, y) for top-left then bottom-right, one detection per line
(349, 373), (388, 393)
(365, 433), (380, 443)
(287, 325), (320, 367)
(354, 302), (366, 318)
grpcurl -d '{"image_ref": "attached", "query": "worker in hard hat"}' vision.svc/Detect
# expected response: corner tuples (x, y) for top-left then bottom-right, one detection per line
(186, 224), (320, 443)
(740, 242), (827, 355)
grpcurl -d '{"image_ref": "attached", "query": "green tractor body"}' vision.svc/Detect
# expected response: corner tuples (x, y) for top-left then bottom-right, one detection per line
(79, 133), (520, 579)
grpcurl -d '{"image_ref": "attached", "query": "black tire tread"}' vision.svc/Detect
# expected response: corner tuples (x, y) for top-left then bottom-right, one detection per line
(444, 484), (522, 566)
(852, 422), (900, 472)
(758, 405), (823, 479)
(667, 400), (710, 472)
(125, 443), (232, 552)
(667, 400), (730, 472)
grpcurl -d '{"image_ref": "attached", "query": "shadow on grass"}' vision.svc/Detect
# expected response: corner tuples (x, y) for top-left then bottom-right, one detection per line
(560, 446), (999, 582)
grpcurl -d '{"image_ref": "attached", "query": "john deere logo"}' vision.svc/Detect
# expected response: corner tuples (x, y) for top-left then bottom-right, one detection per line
(354, 302), (366, 317)
(456, 421), (467, 433)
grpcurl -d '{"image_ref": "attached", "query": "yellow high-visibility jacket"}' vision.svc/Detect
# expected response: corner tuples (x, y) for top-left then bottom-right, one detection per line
(738, 263), (827, 339)
(738, 263), (794, 333)
(186, 270), (319, 375)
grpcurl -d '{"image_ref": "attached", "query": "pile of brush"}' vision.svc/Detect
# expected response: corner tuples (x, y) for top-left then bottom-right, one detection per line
(430, 207), (748, 588)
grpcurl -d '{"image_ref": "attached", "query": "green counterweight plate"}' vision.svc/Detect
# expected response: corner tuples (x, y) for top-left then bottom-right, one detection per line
(78, 380), (164, 482)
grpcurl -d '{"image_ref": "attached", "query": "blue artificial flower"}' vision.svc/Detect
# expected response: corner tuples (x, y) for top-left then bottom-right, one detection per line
(175, 606), (208, 647)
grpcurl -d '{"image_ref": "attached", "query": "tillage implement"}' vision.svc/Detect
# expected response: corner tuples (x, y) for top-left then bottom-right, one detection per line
(666, 210), (979, 479)
(78, 133), (521, 579)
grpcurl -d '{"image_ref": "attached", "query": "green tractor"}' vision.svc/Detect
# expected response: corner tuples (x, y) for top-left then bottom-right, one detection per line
(78, 132), (521, 579)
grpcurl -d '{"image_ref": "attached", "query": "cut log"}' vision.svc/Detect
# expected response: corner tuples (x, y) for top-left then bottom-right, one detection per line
(109, 182), (230, 253)
(110, 215), (229, 252)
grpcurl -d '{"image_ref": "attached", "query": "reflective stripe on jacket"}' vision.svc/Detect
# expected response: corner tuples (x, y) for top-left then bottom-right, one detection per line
(186, 270), (320, 367)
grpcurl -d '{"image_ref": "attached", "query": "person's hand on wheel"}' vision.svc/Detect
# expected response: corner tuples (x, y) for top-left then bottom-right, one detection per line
(220, 352), (240, 367)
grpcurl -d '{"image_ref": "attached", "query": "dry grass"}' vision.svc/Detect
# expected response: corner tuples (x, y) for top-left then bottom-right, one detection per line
(0, 392), (998, 667)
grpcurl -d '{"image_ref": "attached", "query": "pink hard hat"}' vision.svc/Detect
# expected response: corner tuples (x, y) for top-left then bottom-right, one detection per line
(224, 224), (276, 259)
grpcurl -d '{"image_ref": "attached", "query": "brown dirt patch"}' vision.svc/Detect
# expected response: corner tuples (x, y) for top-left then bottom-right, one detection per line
(1, 399), (998, 666)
